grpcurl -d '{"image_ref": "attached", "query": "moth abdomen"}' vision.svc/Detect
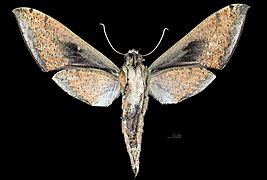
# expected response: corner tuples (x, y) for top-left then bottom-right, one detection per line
(13, 4), (249, 177)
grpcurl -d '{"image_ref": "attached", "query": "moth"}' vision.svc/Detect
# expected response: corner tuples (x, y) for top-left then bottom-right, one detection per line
(13, 4), (249, 176)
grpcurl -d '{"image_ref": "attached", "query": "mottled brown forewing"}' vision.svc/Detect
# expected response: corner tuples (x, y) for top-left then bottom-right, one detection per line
(13, 4), (249, 177)
(149, 4), (249, 72)
(13, 8), (119, 74)
(53, 68), (120, 106)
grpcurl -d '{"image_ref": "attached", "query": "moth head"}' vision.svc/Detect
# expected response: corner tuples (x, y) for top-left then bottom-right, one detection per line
(124, 49), (145, 66)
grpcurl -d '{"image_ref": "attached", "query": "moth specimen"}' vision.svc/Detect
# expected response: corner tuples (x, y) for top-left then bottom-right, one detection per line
(13, 4), (249, 176)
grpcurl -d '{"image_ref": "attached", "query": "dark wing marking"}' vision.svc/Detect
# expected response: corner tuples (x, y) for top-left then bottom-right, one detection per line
(149, 4), (249, 73)
(13, 7), (119, 75)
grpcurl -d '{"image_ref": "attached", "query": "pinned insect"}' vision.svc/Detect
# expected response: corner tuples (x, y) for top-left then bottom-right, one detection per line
(13, 4), (249, 176)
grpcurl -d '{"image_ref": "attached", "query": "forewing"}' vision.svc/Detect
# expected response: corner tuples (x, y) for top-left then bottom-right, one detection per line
(149, 4), (249, 72)
(13, 7), (119, 74)
(149, 67), (215, 104)
(52, 68), (120, 107)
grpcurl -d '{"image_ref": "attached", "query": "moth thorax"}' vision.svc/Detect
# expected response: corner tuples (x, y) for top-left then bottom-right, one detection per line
(125, 49), (144, 67)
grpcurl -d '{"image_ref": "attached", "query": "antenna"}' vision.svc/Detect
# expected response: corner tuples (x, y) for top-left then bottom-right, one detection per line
(142, 28), (169, 56)
(99, 23), (125, 55)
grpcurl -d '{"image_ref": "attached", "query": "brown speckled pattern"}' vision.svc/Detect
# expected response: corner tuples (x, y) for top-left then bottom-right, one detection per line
(149, 4), (249, 71)
(150, 67), (215, 104)
(13, 8), (72, 71)
(53, 68), (120, 106)
(13, 4), (249, 177)
(13, 8), (119, 73)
